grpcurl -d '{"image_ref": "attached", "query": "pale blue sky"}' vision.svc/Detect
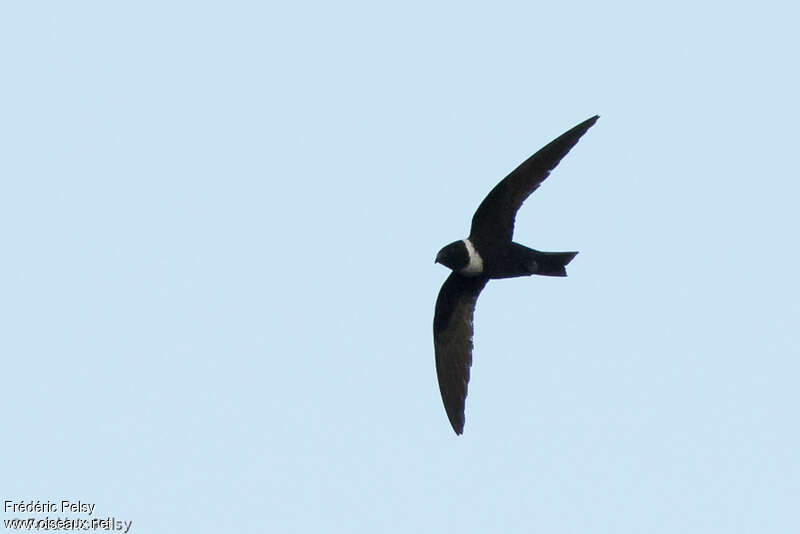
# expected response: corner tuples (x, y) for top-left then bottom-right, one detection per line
(2, 1), (798, 532)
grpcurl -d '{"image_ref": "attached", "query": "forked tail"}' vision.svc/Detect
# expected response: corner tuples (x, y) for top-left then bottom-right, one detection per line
(532, 250), (578, 277)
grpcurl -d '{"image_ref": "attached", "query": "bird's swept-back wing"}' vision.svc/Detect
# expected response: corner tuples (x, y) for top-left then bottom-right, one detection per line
(469, 115), (598, 247)
(433, 272), (489, 435)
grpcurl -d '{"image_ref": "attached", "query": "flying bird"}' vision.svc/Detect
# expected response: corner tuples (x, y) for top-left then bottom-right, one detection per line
(433, 115), (598, 435)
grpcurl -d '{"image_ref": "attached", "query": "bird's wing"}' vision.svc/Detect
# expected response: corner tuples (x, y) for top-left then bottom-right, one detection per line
(469, 115), (599, 247)
(433, 272), (489, 435)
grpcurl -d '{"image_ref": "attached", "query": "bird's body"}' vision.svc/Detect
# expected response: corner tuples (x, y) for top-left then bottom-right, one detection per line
(437, 238), (578, 280)
(433, 115), (598, 435)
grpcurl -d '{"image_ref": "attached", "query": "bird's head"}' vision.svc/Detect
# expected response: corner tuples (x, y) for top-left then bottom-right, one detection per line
(435, 240), (469, 271)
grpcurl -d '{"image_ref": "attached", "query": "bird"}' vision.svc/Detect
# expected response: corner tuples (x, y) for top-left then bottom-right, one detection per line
(433, 115), (598, 435)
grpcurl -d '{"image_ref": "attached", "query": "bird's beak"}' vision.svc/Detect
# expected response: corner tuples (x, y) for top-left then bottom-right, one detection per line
(434, 254), (441, 264)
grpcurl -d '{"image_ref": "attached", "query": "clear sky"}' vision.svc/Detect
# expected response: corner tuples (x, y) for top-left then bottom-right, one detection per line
(2, 1), (798, 532)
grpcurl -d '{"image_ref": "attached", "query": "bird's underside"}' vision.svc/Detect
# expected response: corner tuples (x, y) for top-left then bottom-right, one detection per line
(481, 242), (579, 280)
(433, 115), (598, 435)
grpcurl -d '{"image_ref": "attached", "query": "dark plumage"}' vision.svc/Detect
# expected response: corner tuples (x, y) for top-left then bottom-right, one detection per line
(433, 115), (598, 435)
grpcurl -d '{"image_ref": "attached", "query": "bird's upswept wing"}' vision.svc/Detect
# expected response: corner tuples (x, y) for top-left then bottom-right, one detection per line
(433, 272), (489, 435)
(469, 115), (598, 248)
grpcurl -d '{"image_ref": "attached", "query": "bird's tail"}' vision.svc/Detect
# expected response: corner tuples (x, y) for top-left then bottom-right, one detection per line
(532, 251), (578, 277)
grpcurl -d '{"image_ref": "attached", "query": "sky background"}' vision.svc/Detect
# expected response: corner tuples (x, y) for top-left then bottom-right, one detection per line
(2, 1), (799, 532)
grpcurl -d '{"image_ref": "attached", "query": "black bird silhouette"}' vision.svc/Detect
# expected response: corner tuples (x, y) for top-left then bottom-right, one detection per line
(433, 115), (598, 435)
